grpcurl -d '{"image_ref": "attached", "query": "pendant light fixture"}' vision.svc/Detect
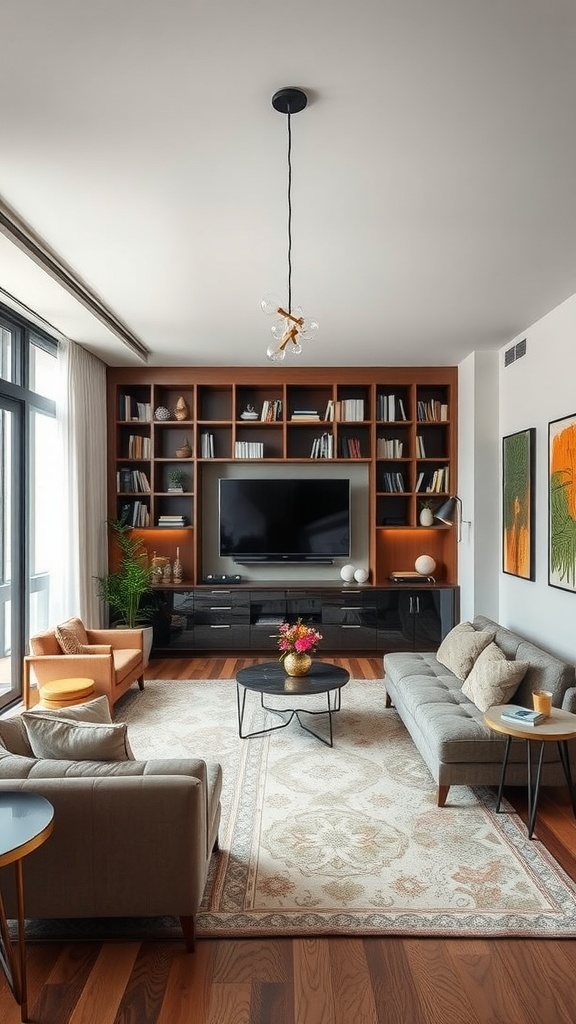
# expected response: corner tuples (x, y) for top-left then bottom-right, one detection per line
(262, 87), (319, 362)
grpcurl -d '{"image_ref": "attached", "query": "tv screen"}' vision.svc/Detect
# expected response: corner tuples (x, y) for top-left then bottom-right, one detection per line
(219, 478), (351, 562)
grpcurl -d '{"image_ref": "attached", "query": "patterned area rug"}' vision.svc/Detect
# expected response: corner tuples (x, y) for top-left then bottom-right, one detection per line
(113, 676), (576, 938)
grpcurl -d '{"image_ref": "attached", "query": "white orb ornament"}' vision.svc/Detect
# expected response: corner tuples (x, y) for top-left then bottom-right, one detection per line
(415, 555), (437, 577)
(354, 567), (369, 584)
(340, 564), (356, 583)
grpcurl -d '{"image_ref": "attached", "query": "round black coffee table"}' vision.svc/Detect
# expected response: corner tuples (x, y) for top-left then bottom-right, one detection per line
(236, 660), (350, 747)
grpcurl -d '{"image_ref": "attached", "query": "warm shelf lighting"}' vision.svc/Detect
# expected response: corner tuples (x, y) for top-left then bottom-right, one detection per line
(263, 87), (318, 363)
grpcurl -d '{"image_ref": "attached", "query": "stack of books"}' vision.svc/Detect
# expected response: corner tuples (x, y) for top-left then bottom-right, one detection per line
(500, 707), (546, 726)
(157, 514), (187, 528)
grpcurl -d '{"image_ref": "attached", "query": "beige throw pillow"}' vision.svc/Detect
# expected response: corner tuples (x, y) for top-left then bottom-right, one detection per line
(462, 642), (530, 712)
(436, 621), (495, 680)
(26, 695), (112, 725)
(55, 617), (89, 654)
(22, 713), (133, 761)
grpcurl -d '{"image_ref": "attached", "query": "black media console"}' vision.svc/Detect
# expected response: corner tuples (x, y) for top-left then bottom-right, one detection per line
(149, 583), (459, 655)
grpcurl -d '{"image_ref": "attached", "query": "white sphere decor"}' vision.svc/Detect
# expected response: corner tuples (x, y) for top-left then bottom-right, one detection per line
(354, 567), (369, 584)
(340, 564), (356, 583)
(415, 555), (437, 576)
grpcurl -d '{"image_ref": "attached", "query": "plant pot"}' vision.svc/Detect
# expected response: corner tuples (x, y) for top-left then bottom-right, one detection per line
(142, 626), (154, 667)
(283, 653), (312, 677)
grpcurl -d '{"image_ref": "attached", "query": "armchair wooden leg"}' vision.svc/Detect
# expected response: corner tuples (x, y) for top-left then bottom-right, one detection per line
(137, 675), (145, 691)
(437, 785), (450, 807)
(179, 915), (196, 952)
(385, 692), (393, 708)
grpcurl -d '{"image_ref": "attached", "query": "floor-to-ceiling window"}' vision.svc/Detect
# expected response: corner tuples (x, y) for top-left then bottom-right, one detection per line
(0, 306), (59, 711)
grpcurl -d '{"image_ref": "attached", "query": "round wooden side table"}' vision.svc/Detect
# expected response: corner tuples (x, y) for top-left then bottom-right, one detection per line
(484, 704), (576, 839)
(0, 792), (54, 1022)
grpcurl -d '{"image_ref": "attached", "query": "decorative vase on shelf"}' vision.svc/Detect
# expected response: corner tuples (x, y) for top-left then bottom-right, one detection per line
(173, 547), (183, 582)
(174, 396), (190, 421)
(283, 653), (312, 677)
(162, 561), (172, 584)
(419, 506), (434, 526)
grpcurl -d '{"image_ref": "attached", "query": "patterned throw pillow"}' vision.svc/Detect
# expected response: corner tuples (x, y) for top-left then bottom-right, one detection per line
(55, 617), (89, 654)
(462, 642), (530, 712)
(436, 621), (495, 680)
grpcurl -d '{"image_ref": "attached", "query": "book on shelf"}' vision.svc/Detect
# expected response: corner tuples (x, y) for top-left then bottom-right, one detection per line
(234, 440), (264, 458)
(310, 432), (334, 459)
(201, 432), (215, 458)
(377, 393), (407, 422)
(260, 399), (282, 421)
(291, 411), (320, 420)
(500, 707), (547, 726)
(339, 398), (365, 422)
(323, 398), (334, 421)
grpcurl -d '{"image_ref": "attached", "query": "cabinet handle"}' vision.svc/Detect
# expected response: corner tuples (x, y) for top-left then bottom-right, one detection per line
(342, 588), (361, 593)
(342, 624), (361, 629)
(409, 597), (414, 613)
(209, 624), (231, 629)
(341, 605), (362, 611)
(210, 589), (231, 594)
(210, 606), (232, 611)
(416, 596), (420, 613)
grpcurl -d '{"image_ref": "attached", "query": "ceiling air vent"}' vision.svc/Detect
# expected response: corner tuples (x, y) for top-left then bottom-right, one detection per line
(504, 345), (516, 367)
(515, 338), (527, 359)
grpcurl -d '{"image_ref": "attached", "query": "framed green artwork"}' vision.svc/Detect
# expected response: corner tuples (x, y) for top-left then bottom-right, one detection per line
(502, 428), (535, 580)
(549, 412), (576, 592)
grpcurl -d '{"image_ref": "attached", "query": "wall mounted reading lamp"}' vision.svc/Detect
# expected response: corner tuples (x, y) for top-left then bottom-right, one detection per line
(434, 495), (470, 542)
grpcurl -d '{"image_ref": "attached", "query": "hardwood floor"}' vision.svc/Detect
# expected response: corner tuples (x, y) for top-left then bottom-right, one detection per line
(3, 655), (576, 1024)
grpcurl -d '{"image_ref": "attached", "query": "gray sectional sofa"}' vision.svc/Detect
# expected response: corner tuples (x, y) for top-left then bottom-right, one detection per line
(383, 614), (576, 807)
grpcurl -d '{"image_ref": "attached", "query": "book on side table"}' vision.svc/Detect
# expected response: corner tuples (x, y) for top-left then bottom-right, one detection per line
(500, 706), (547, 726)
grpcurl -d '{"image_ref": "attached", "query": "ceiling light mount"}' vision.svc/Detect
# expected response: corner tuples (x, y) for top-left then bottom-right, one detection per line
(271, 87), (308, 116)
(263, 86), (318, 363)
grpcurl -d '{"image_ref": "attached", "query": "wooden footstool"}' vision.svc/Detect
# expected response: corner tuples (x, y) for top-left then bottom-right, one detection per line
(38, 677), (96, 709)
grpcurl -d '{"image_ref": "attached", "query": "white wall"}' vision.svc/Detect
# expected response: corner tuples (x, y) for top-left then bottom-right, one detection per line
(458, 351), (500, 622)
(499, 291), (576, 663)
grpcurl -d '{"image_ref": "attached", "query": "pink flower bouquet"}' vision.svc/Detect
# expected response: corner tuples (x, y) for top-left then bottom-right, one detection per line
(275, 618), (323, 662)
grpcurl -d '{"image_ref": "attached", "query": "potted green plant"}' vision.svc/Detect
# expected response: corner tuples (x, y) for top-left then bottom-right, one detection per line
(168, 468), (185, 492)
(94, 518), (155, 662)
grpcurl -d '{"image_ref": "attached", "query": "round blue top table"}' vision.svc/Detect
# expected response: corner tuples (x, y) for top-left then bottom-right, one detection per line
(0, 792), (54, 1022)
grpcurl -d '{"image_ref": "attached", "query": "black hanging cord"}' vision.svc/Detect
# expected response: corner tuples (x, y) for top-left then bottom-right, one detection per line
(287, 110), (292, 315)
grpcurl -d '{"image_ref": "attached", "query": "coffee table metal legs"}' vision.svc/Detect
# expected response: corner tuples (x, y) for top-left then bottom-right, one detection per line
(496, 736), (576, 839)
(237, 684), (340, 746)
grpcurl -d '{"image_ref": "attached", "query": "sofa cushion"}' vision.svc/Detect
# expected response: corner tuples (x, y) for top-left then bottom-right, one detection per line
(436, 622), (495, 680)
(0, 716), (34, 757)
(55, 617), (89, 654)
(461, 643), (530, 712)
(22, 713), (134, 761)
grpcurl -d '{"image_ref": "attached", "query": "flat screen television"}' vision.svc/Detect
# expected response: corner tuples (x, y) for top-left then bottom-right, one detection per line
(219, 478), (351, 563)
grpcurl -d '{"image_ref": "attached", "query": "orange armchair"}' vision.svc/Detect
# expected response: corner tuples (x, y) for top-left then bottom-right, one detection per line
(24, 623), (145, 712)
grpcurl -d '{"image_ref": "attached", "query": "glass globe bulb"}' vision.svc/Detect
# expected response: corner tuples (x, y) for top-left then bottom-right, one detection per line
(266, 343), (286, 363)
(261, 294), (282, 317)
(291, 338), (303, 355)
(270, 319), (288, 340)
(299, 317), (319, 341)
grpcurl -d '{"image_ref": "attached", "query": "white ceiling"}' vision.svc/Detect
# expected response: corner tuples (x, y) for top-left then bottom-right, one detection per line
(2, 0), (576, 368)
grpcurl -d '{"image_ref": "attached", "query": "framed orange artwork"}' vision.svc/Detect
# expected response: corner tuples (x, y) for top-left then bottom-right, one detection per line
(502, 428), (535, 581)
(549, 413), (576, 592)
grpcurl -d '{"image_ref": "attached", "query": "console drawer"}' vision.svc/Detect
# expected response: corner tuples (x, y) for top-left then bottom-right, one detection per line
(194, 625), (250, 648)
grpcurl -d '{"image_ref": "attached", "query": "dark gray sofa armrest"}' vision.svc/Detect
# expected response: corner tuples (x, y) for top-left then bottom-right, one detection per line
(562, 687), (576, 714)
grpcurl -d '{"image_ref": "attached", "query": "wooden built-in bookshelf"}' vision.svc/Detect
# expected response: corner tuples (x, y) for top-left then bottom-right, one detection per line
(106, 366), (458, 587)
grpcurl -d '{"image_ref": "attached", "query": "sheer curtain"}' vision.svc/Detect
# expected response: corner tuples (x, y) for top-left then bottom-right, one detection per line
(54, 339), (108, 626)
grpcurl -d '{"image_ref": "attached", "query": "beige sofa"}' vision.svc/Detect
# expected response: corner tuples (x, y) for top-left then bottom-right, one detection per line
(0, 703), (222, 949)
